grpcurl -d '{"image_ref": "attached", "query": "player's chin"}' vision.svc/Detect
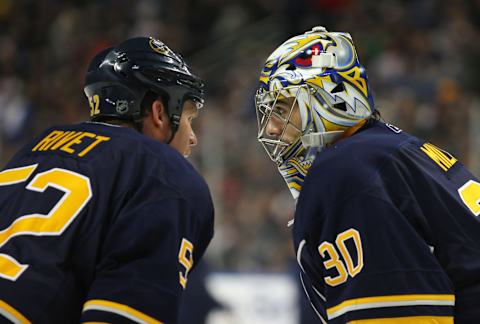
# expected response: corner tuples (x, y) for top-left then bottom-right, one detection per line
(183, 149), (191, 158)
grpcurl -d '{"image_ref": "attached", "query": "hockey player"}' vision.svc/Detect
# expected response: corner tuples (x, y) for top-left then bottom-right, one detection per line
(0, 37), (213, 323)
(255, 26), (480, 323)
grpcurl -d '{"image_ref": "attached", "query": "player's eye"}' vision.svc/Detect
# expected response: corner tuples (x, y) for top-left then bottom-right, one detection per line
(274, 106), (287, 117)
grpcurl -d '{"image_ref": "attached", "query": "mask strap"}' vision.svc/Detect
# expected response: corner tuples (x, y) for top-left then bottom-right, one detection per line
(301, 130), (345, 148)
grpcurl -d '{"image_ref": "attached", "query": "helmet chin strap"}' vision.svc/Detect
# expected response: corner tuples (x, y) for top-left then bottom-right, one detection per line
(166, 115), (180, 144)
(301, 130), (345, 149)
(301, 119), (368, 150)
(166, 130), (175, 144)
(301, 131), (345, 164)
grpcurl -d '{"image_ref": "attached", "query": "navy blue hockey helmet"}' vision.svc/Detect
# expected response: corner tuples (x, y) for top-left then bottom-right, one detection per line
(84, 37), (204, 134)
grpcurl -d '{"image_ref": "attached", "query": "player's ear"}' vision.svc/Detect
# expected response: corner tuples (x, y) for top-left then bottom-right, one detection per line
(150, 99), (169, 128)
(142, 99), (171, 141)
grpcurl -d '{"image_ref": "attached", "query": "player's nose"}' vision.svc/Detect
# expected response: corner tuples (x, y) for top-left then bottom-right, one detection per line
(266, 117), (283, 139)
(189, 130), (197, 147)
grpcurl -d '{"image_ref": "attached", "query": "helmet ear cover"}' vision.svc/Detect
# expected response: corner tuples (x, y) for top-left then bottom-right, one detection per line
(84, 80), (146, 122)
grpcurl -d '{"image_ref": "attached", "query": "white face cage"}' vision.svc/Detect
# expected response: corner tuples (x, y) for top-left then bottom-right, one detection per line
(255, 85), (314, 164)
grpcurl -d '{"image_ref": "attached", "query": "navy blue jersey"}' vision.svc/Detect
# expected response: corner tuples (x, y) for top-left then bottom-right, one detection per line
(293, 121), (480, 323)
(0, 122), (214, 324)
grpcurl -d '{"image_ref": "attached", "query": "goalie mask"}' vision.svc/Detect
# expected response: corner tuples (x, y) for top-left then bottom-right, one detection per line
(255, 26), (375, 199)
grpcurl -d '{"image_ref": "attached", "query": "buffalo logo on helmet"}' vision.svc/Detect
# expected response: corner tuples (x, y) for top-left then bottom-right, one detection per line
(149, 38), (172, 55)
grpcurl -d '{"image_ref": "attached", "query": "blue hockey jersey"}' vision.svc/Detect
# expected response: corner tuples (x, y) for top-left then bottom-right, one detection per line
(0, 122), (214, 323)
(293, 121), (480, 323)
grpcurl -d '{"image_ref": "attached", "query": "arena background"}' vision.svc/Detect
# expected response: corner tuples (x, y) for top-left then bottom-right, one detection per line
(1, 0), (479, 323)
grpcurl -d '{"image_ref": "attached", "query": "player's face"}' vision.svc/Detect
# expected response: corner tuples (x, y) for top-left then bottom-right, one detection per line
(265, 97), (302, 145)
(169, 100), (198, 157)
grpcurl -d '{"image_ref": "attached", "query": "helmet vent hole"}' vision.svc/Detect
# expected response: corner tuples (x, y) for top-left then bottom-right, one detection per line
(117, 52), (129, 63)
(286, 65), (296, 71)
(331, 82), (346, 93)
(333, 101), (347, 111)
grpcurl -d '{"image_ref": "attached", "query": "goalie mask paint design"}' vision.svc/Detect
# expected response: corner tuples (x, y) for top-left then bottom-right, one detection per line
(255, 26), (375, 199)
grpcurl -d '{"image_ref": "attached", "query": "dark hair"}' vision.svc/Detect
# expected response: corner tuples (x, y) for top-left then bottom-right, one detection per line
(366, 109), (381, 124)
(140, 91), (168, 118)
(132, 90), (169, 131)
(370, 109), (381, 121)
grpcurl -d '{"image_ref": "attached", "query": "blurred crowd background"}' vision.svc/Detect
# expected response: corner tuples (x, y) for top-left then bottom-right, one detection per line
(1, 0), (480, 287)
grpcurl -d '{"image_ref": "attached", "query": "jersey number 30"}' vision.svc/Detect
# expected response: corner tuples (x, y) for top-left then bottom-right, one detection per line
(0, 164), (92, 281)
(319, 228), (364, 287)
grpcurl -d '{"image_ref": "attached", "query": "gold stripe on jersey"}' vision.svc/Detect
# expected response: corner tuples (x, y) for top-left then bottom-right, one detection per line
(0, 300), (31, 324)
(348, 315), (453, 323)
(83, 299), (163, 324)
(327, 294), (454, 320)
(420, 143), (457, 172)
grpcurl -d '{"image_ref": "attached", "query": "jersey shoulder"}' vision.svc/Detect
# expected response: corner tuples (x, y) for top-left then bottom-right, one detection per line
(296, 121), (420, 226)
(304, 121), (415, 198)
(83, 123), (214, 223)
(6, 122), (212, 208)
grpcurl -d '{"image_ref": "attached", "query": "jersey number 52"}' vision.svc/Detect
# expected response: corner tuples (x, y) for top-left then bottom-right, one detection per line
(0, 164), (92, 281)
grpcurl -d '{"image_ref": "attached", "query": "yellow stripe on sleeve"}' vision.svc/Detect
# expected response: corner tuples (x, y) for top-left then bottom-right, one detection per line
(83, 299), (163, 324)
(348, 315), (453, 324)
(327, 294), (455, 320)
(0, 299), (31, 324)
